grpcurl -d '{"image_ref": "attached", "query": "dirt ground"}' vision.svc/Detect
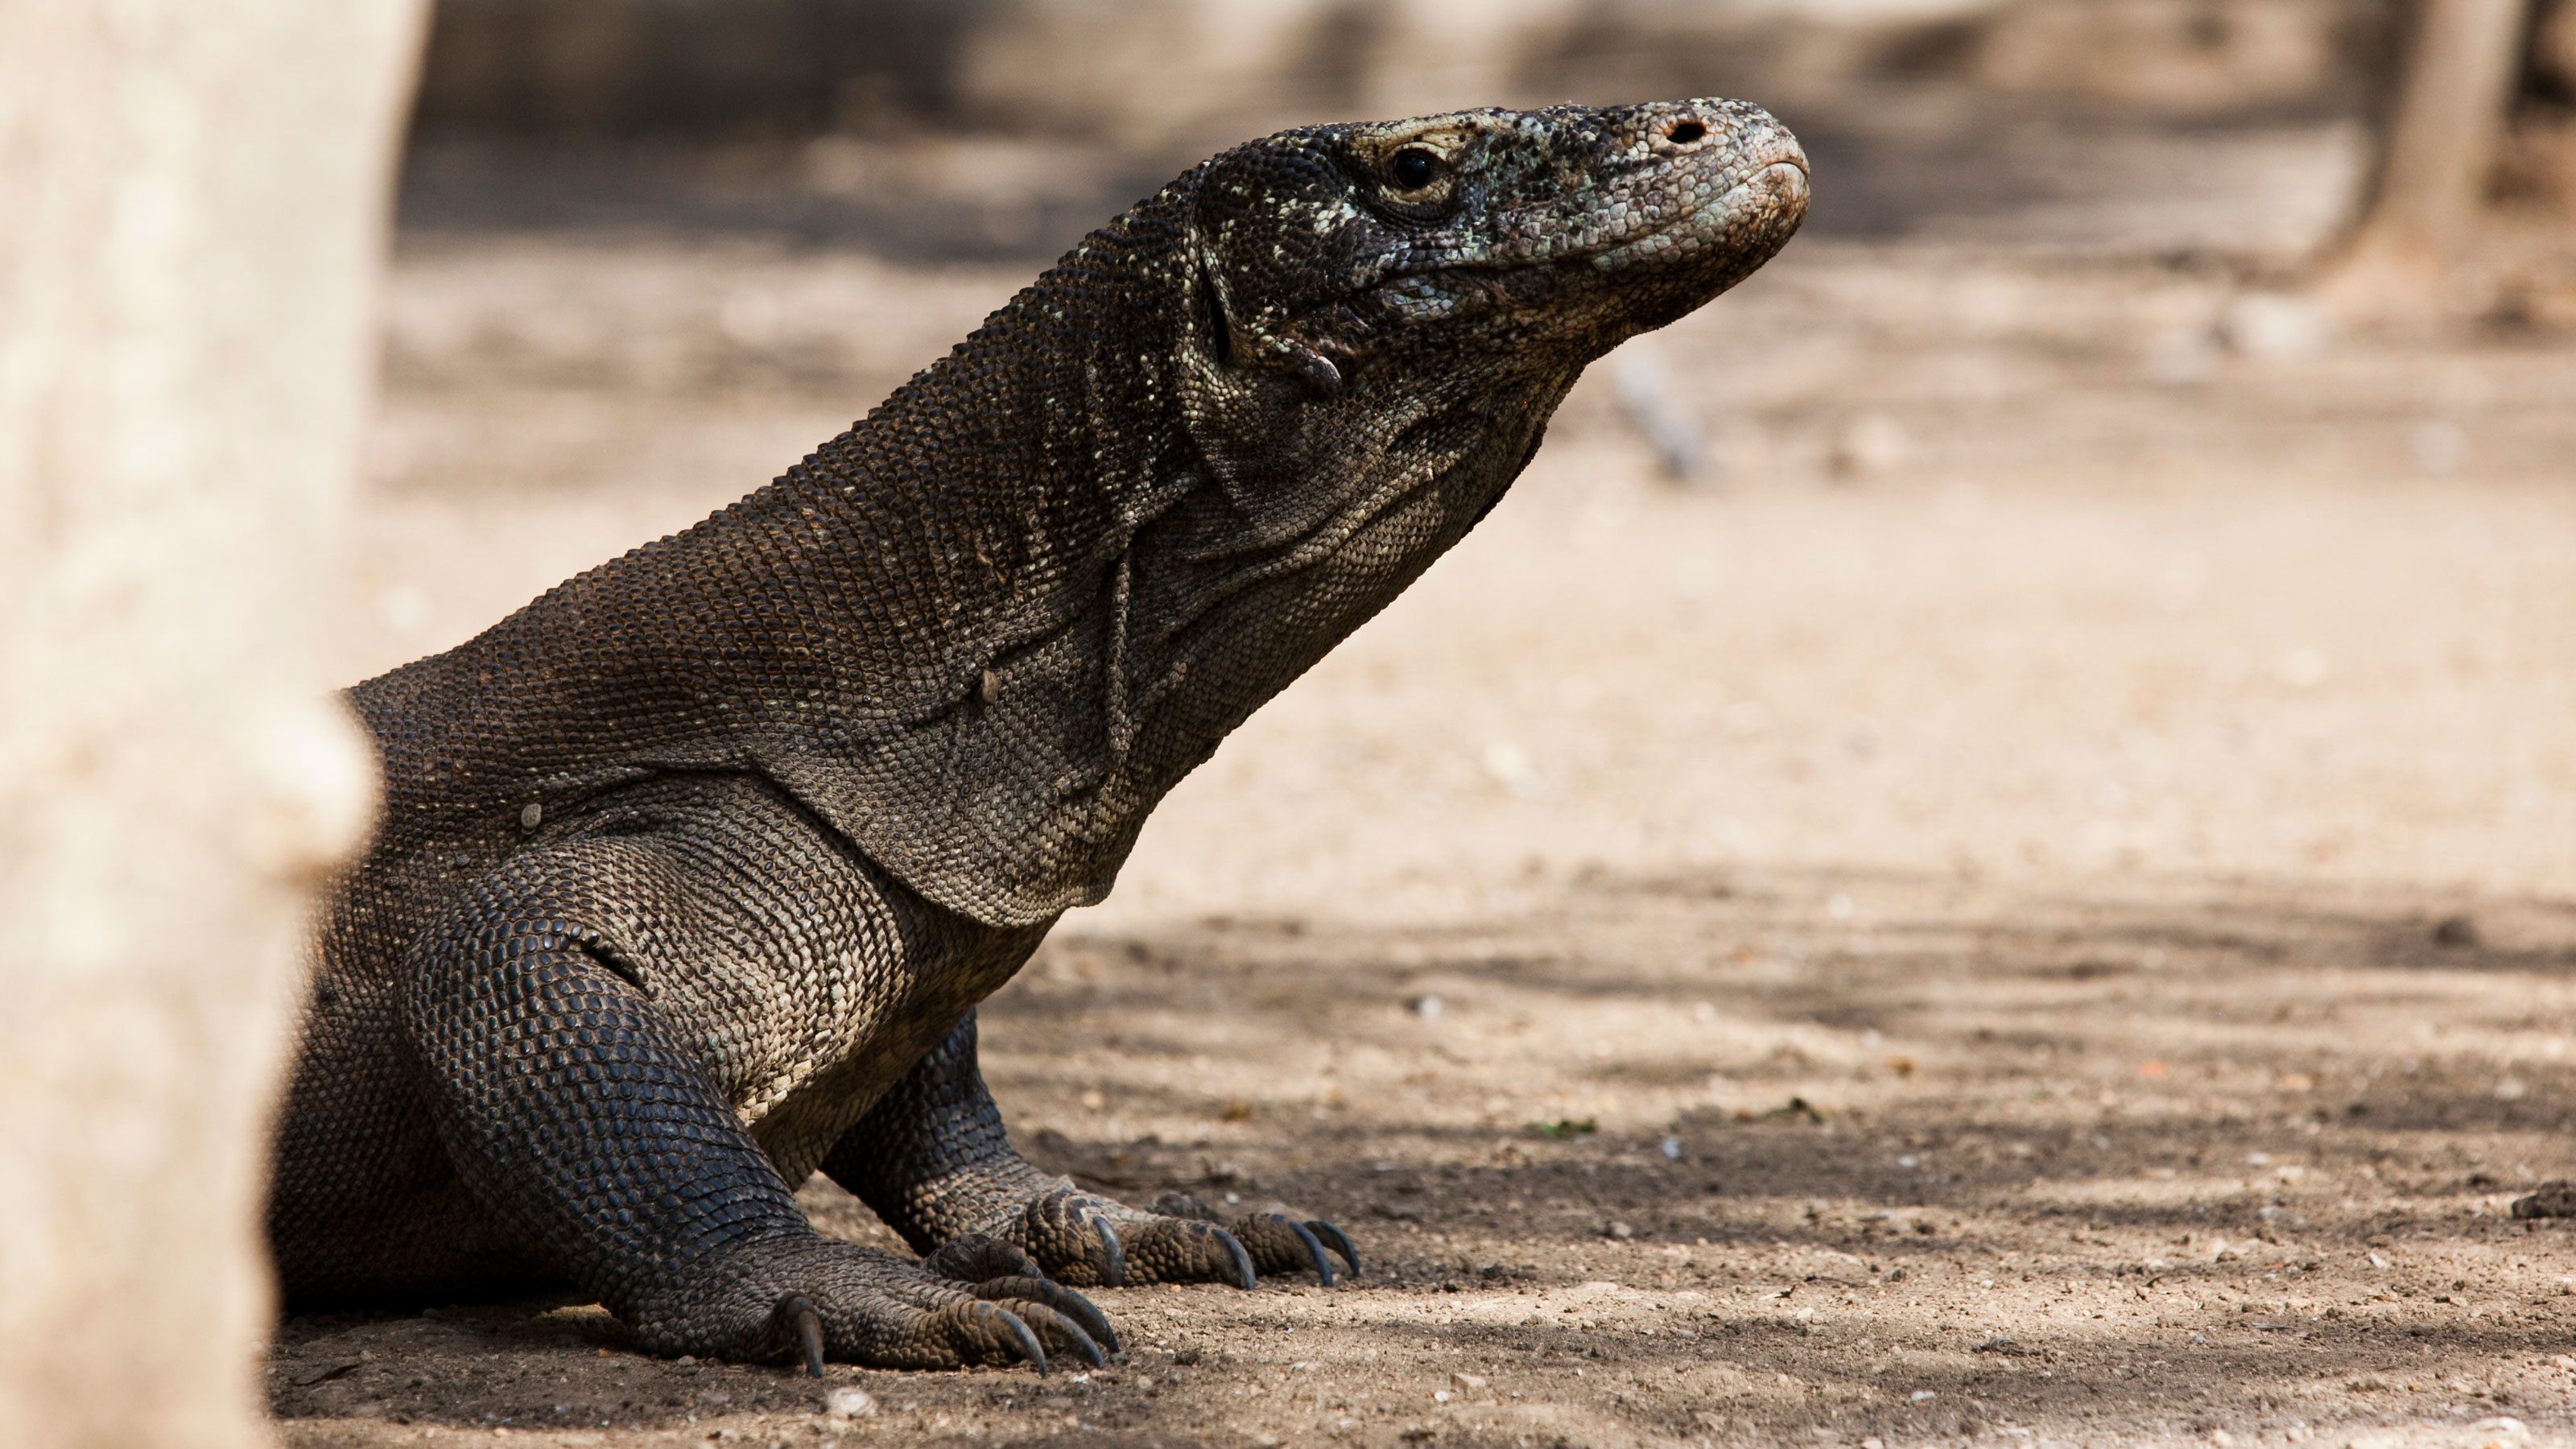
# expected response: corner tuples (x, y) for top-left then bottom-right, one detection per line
(272, 131), (2576, 1447)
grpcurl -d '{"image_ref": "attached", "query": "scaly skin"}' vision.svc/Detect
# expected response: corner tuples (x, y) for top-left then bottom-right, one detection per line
(269, 98), (1809, 1374)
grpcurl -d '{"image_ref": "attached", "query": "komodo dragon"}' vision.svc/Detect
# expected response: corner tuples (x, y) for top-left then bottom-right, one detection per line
(271, 97), (1809, 1375)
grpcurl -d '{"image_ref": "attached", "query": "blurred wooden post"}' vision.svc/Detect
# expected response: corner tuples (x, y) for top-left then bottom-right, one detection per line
(2322, 0), (2537, 307)
(0, 3), (422, 1445)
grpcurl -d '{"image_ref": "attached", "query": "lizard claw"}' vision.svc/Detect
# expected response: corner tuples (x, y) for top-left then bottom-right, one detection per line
(986, 1185), (1354, 1291)
(777, 1294), (826, 1379)
(1012, 1302), (1108, 1370)
(996, 1306), (1049, 1377)
(1309, 1220), (1362, 1278)
(970, 1275), (1120, 1356)
(1216, 1226), (1257, 1290)
(951, 1301), (1048, 1377)
(1112, 1191), (1354, 1289)
(1289, 1219), (1335, 1287)
(1227, 1212), (1340, 1286)
(922, 1232), (1117, 1369)
(1092, 1214), (1128, 1289)
(667, 1236), (1117, 1376)
(1121, 1209), (1255, 1288)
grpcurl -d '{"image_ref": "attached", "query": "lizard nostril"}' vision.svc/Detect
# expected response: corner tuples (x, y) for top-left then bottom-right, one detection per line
(1666, 119), (1707, 146)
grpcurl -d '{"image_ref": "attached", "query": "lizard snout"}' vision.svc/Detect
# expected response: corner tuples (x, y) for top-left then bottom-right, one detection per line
(1751, 157), (1810, 215)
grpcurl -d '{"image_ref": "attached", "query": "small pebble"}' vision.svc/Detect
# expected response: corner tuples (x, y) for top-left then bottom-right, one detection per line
(2219, 293), (2332, 360)
(1451, 1372), (1487, 1392)
(1410, 993), (1445, 1021)
(1480, 741), (1539, 796)
(1605, 1220), (1634, 1241)
(1830, 412), (1911, 480)
(824, 1385), (877, 1418)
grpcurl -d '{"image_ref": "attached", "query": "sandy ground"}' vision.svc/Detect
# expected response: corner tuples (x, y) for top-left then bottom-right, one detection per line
(273, 163), (2576, 1447)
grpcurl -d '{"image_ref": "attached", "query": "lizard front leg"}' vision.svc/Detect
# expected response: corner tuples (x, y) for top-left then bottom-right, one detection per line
(398, 857), (1113, 1374)
(824, 1011), (1358, 1290)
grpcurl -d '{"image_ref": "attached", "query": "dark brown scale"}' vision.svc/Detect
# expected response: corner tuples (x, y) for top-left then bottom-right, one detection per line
(269, 97), (1806, 1373)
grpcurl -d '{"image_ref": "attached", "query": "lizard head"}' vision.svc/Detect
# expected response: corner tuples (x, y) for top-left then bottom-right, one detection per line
(1188, 98), (1806, 386)
(1075, 99), (1806, 812)
(1170, 97), (1806, 529)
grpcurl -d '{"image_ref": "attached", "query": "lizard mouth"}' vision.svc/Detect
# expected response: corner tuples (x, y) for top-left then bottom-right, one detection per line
(1331, 156), (1808, 339)
(1586, 158), (1810, 274)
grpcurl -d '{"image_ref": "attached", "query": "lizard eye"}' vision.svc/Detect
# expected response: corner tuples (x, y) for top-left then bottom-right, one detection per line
(1388, 147), (1441, 192)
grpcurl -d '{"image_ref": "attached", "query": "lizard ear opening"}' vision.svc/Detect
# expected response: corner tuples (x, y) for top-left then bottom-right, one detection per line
(1195, 255), (1233, 369)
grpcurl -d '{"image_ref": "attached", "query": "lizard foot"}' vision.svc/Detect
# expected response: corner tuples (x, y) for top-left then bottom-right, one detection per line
(1007, 1187), (1358, 1290)
(662, 1234), (1114, 1375)
(1146, 1189), (1360, 1287)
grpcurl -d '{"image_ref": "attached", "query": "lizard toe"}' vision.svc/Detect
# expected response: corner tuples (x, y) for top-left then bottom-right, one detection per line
(1227, 1212), (1340, 1286)
(919, 1299), (1052, 1375)
(1008, 1187), (1130, 1288)
(968, 1275), (1118, 1356)
(922, 1232), (1046, 1283)
(658, 1237), (1097, 1375)
(1140, 1191), (1358, 1285)
(1115, 1214), (1258, 1290)
(992, 1299), (1108, 1369)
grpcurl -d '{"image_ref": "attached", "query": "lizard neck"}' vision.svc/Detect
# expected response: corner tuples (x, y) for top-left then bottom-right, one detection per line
(743, 196), (1576, 921)
(704, 188), (1224, 920)
(425, 178), (1569, 927)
